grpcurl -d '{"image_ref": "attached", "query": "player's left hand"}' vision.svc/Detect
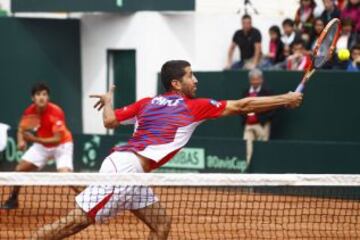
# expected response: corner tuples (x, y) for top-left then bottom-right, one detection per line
(23, 131), (38, 143)
(17, 139), (27, 151)
(90, 85), (115, 111)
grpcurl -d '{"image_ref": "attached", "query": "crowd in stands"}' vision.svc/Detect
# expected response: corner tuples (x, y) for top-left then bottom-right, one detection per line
(227, 0), (360, 71)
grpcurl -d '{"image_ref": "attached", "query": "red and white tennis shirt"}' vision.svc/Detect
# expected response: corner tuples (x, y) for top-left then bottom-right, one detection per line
(113, 92), (226, 170)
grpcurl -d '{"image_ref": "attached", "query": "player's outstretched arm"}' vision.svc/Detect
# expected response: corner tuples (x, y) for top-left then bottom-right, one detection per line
(90, 85), (119, 129)
(221, 92), (303, 117)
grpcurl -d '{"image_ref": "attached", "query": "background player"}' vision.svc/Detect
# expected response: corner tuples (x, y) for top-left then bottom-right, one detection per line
(1, 83), (74, 209)
(32, 60), (302, 240)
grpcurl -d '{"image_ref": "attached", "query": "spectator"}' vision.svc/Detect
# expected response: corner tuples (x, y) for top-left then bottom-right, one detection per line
(341, 0), (360, 33)
(337, 0), (347, 10)
(336, 19), (360, 51)
(347, 44), (360, 71)
(226, 14), (262, 70)
(301, 31), (313, 50)
(295, 0), (317, 33)
(320, 0), (341, 24)
(286, 40), (312, 70)
(260, 26), (285, 69)
(281, 19), (302, 58)
(309, 18), (326, 50)
(333, 19), (360, 69)
(241, 69), (274, 163)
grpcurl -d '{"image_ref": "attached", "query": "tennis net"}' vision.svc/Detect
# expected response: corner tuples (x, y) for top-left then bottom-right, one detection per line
(0, 173), (360, 239)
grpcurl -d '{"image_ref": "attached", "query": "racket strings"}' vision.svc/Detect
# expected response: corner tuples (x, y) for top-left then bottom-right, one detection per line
(313, 21), (340, 68)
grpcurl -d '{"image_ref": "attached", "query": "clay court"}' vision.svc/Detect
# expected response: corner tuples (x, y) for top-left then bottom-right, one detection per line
(1, 186), (360, 239)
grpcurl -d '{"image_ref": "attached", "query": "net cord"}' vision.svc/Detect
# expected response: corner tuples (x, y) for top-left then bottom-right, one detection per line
(0, 173), (359, 186)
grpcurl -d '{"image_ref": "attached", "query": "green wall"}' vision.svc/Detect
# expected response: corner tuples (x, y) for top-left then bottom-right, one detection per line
(112, 50), (137, 136)
(249, 140), (360, 173)
(0, 18), (82, 133)
(159, 70), (360, 142)
(12, 0), (195, 12)
(0, 131), (247, 173)
(3, 131), (360, 173)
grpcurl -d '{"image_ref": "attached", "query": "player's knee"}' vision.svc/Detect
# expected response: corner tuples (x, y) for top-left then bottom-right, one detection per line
(15, 160), (38, 172)
(15, 162), (26, 171)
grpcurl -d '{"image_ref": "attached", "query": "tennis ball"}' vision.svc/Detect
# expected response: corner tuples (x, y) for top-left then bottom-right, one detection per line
(337, 49), (350, 61)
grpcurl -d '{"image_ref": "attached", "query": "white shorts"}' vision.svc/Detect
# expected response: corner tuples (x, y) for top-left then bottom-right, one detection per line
(22, 142), (74, 170)
(75, 151), (158, 223)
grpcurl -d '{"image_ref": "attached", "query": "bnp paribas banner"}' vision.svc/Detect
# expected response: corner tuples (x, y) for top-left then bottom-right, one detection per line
(0, 131), (247, 173)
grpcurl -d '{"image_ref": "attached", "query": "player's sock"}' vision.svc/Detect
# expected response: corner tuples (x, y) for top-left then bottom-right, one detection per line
(1, 186), (20, 209)
(9, 186), (20, 201)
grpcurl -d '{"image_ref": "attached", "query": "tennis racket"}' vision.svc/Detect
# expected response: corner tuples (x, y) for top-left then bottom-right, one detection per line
(295, 18), (341, 92)
(19, 114), (40, 133)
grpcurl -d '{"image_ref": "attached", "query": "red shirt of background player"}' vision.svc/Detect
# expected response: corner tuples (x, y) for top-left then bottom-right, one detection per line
(22, 102), (72, 148)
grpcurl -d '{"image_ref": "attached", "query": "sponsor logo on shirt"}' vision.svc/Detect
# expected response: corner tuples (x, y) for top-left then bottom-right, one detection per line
(151, 96), (183, 107)
(210, 99), (221, 108)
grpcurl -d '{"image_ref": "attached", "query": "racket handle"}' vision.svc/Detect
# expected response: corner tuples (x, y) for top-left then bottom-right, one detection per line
(295, 83), (304, 93)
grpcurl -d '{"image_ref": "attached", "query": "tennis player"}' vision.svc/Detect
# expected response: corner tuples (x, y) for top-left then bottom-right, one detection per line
(1, 83), (74, 209)
(33, 60), (302, 240)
